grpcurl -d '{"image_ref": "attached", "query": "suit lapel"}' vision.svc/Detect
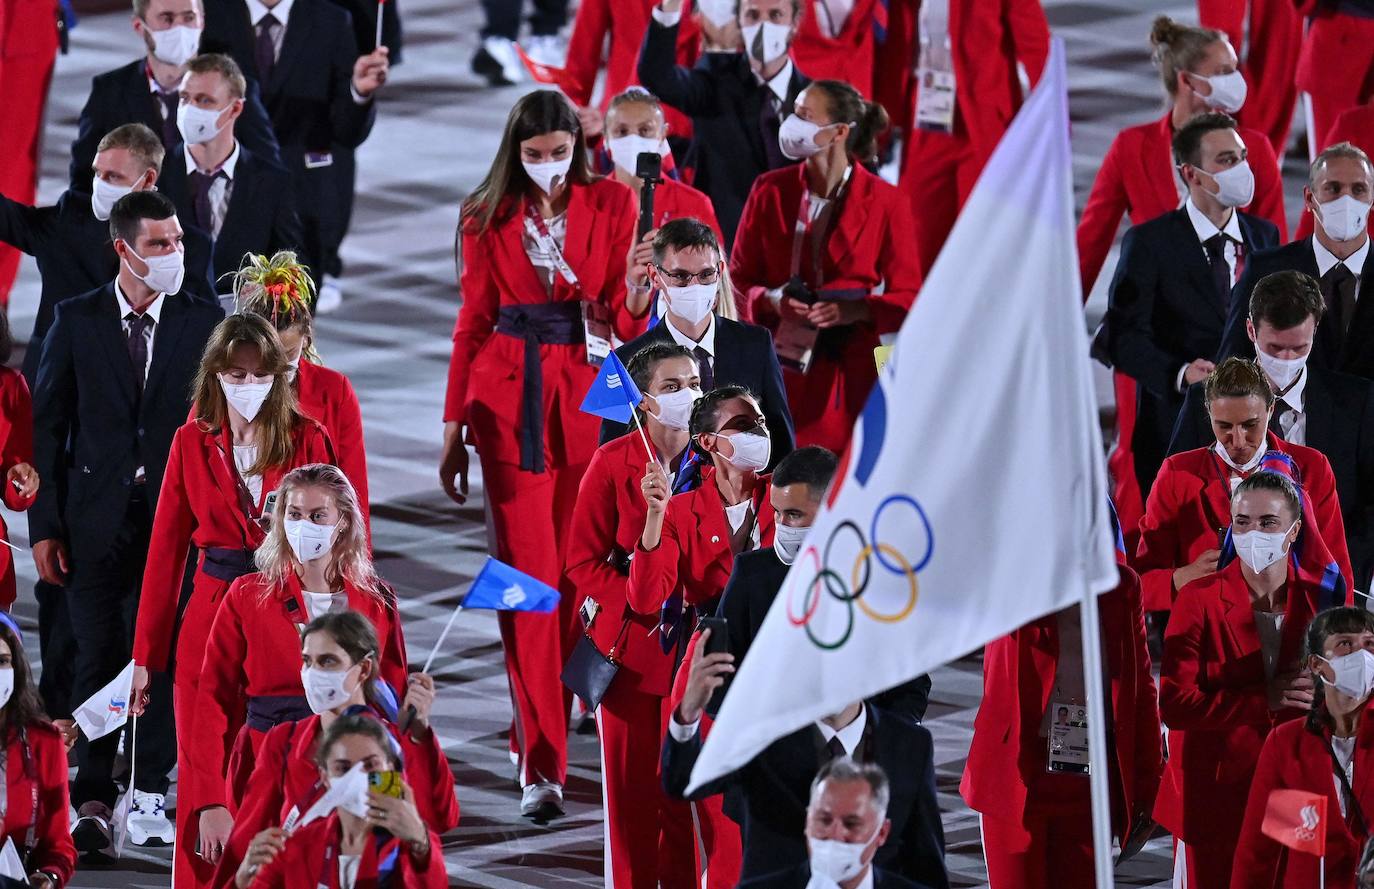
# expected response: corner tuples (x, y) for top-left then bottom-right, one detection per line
(98, 285), (139, 403)
(557, 184), (593, 301)
(142, 295), (189, 406)
(1169, 209), (1227, 321)
(206, 424), (257, 541)
(1217, 565), (1263, 671)
(497, 205), (553, 301)
(826, 167), (872, 276)
(126, 63), (165, 132)
(738, 57), (768, 169)
(268, 0), (310, 98)
(1303, 368), (1334, 452)
(694, 472), (733, 567)
(218, 150), (257, 262)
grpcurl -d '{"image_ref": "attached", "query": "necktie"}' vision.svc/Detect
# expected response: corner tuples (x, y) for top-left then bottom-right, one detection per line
(188, 169), (223, 235)
(1204, 234), (1231, 305)
(1270, 400), (1290, 439)
(126, 312), (152, 390)
(1323, 264), (1358, 346)
(157, 90), (180, 148)
(255, 13), (280, 83)
(759, 91), (787, 170)
(693, 346), (714, 391)
(825, 735), (846, 761)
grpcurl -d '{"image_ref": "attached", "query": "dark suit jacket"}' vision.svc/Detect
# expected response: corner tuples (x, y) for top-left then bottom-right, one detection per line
(68, 58), (282, 193)
(661, 705), (948, 888)
(1168, 366), (1374, 589)
(324, 0), (402, 63)
(739, 862), (934, 889)
(0, 188), (216, 383)
(1099, 207), (1279, 494)
(600, 317), (796, 463)
(637, 19), (808, 248)
(1218, 236), (1374, 380)
(158, 144), (304, 288)
(28, 284), (224, 563)
(713, 548), (932, 722)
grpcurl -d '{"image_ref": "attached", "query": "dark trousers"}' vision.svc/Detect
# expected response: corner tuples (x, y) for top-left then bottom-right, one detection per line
(36, 579), (74, 719)
(480, 0), (567, 38)
(66, 490), (176, 807)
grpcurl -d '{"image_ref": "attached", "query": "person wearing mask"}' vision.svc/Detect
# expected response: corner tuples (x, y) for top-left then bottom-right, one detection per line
(740, 759), (935, 888)
(637, 0), (811, 249)
(221, 610), (458, 888)
(564, 342), (702, 889)
(1170, 271), (1374, 591)
(157, 53), (303, 286)
(603, 218), (794, 461)
(1098, 111), (1279, 512)
(1197, 0), (1302, 157)
(1231, 606), (1374, 887)
(438, 90), (635, 820)
(68, 0), (280, 191)
(1295, 0), (1374, 159)
(0, 313), (39, 610)
(28, 189), (223, 858)
(1136, 358), (1352, 614)
(1158, 470), (1342, 889)
(731, 78), (920, 454)
(0, 123), (216, 384)
(241, 714), (447, 888)
(129, 313), (334, 888)
(1218, 143), (1374, 381)
(232, 251), (368, 518)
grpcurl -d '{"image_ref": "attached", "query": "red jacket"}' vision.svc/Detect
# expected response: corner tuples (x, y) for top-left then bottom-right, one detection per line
(296, 360), (368, 520)
(629, 467), (774, 614)
(444, 178), (637, 471)
(730, 163), (920, 452)
(193, 572), (408, 811)
(1155, 559), (1321, 847)
(0, 723), (75, 887)
(1076, 113), (1288, 294)
(1232, 702), (1374, 889)
(247, 813), (447, 889)
(213, 713), (459, 889)
(649, 176), (723, 248)
(961, 560), (1163, 840)
(0, 367), (35, 609)
(1134, 436), (1352, 613)
(134, 419), (336, 673)
(790, 0), (879, 98)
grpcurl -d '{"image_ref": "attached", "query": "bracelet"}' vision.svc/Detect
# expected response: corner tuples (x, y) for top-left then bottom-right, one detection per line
(409, 836), (431, 859)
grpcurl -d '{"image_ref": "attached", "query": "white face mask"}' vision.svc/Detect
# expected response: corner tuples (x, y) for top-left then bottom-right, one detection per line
(301, 664), (361, 715)
(1207, 161), (1255, 209)
(741, 21), (791, 66)
(808, 819), (881, 884)
(177, 102), (229, 145)
(124, 245), (186, 295)
(523, 157), (572, 195)
(664, 281), (717, 325)
(284, 518), (338, 563)
(779, 115), (827, 161)
(649, 387), (702, 432)
(1214, 439), (1267, 474)
(774, 522), (810, 565)
(1322, 650), (1374, 700)
(1233, 522), (1295, 574)
(607, 134), (667, 177)
(1255, 348), (1307, 391)
(1193, 70), (1247, 113)
(0, 668), (14, 710)
(91, 176), (136, 222)
(218, 376), (272, 422)
(1315, 194), (1373, 242)
(147, 24), (202, 66)
(721, 430), (770, 472)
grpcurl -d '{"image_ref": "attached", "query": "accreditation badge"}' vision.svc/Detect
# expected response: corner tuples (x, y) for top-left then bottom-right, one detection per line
(1047, 700), (1090, 775)
(914, 66), (957, 134)
(581, 300), (613, 367)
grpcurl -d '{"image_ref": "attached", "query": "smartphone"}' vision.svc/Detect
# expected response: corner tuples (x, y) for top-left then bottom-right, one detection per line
(263, 490), (279, 516)
(368, 770), (404, 798)
(697, 616), (729, 656)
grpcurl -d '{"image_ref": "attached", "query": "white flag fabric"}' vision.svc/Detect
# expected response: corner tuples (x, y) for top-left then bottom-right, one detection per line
(293, 762), (368, 833)
(686, 41), (1118, 794)
(72, 659), (135, 742)
(0, 837), (24, 880)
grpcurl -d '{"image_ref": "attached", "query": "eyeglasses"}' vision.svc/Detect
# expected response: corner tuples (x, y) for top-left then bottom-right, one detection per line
(655, 265), (721, 287)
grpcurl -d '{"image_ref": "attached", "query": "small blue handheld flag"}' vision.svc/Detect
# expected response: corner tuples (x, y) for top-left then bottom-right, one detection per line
(463, 557), (560, 613)
(579, 351), (642, 424)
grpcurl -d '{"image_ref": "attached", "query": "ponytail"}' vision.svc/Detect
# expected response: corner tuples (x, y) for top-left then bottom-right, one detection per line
(1149, 15), (1225, 98)
(808, 79), (890, 168)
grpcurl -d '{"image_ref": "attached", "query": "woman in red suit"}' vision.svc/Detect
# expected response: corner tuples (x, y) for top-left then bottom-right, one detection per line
(193, 465), (409, 840)
(1197, 0), (1303, 157)
(437, 90), (636, 819)
(0, 612), (76, 888)
(1135, 358), (1351, 613)
(244, 714), (447, 889)
(130, 313), (336, 889)
(1157, 470), (1338, 889)
(231, 253), (369, 519)
(1295, 0), (1374, 164)
(1232, 606), (1374, 889)
(564, 342), (701, 889)
(220, 610), (458, 889)
(789, 0), (879, 98)
(0, 315), (38, 609)
(731, 79), (920, 454)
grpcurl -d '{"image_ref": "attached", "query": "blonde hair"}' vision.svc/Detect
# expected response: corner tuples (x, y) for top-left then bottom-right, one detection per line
(231, 251), (321, 363)
(255, 464), (384, 600)
(1149, 16), (1226, 99)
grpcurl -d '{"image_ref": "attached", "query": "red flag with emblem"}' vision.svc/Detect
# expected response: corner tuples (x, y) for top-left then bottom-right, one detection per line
(1261, 789), (1327, 857)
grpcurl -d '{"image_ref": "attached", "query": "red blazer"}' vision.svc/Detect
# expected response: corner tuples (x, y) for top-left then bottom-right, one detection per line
(134, 419), (336, 673)
(790, 0), (879, 98)
(296, 360), (368, 520)
(730, 164), (920, 452)
(961, 560), (1163, 839)
(1232, 703), (1374, 889)
(1076, 113), (1288, 294)
(628, 467), (774, 614)
(0, 723), (75, 887)
(444, 178), (636, 470)
(1134, 436), (1352, 613)
(213, 713), (459, 889)
(247, 813), (447, 889)
(0, 368), (36, 609)
(652, 176), (723, 248)
(193, 572), (408, 811)
(1155, 559), (1320, 846)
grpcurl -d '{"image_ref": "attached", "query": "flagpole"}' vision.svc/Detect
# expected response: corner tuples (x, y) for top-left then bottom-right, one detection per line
(422, 603), (465, 675)
(628, 407), (656, 464)
(1079, 580), (1114, 889)
(374, 0), (384, 49)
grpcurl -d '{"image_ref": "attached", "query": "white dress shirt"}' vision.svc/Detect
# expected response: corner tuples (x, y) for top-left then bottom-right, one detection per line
(1313, 235), (1370, 300)
(757, 59), (795, 107)
(1176, 199), (1244, 391)
(114, 282), (166, 381)
(815, 704), (867, 756)
(1274, 368), (1308, 446)
(185, 141), (240, 240)
(665, 311), (717, 358)
(232, 444), (264, 504)
(245, 0), (294, 57)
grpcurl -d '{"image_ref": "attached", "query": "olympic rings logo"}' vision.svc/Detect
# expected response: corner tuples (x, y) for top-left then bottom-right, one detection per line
(785, 495), (934, 650)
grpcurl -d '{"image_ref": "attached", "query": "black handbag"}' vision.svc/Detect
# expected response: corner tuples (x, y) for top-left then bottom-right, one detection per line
(561, 617), (632, 711)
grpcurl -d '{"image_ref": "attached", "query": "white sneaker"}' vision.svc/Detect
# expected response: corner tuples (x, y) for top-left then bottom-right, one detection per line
(522, 34), (565, 68)
(316, 277), (343, 314)
(519, 781), (564, 821)
(124, 791), (174, 846)
(472, 36), (524, 86)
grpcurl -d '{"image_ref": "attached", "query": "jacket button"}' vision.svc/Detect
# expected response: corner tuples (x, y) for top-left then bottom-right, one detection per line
(711, 535), (720, 544)
(121, 477), (132, 487)
(138, 428), (145, 437)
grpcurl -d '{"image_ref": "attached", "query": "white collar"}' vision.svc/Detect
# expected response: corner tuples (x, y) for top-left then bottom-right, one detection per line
(1278, 368), (1307, 414)
(146, 63), (179, 96)
(754, 59), (794, 105)
(665, 312), (716, 357)
(1313, 235), (1370, 278)
(115, 279), (169, 321)
(1214, 438), (1268, 474)
(184, 140), (240, 179)
(245, 0), (293, 27)
(1185, 197), (1243, 245)
(815, 704), (867, 755)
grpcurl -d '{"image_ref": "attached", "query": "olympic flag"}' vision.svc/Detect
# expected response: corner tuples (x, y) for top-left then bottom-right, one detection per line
(686, 39), (1117, 804)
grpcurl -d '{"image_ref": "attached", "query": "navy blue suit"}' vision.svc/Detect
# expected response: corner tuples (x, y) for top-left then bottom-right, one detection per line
(740, 863), (935, 889)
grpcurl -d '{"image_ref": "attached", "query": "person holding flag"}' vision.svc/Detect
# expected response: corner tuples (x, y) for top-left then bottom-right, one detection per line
(1232, 605), (1374, 888)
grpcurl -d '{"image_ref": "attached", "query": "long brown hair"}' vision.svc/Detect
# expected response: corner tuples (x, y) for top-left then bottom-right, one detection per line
(808, 79), (890, 168)
(256, 464), (384, 599)
(191, 313), (304, 474)
(460, 90), (597, 235)
(0, 616), (52, 738)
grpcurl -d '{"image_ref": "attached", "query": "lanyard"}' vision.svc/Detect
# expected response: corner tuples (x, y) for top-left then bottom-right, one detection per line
(0, 731), (39, 859)
(789, 166), (852, 288)
(211, 431), (267, 547)
(522, 202), (580, 288)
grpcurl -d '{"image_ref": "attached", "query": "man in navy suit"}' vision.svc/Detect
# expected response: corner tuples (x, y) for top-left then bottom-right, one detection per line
(602, 218), (795, 463)
(1217, 142), (1374, 379)
(29, 191), (223, 854)
(156, 53), (302, 286)
(69, 0), (280, 192)
(1098, 112), (1281, 500)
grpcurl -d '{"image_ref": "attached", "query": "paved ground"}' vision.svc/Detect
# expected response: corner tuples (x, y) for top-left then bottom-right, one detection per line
(3, 0), (1315, 885)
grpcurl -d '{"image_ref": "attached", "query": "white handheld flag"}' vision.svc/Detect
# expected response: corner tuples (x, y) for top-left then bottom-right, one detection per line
(0, 838), (24, 880)
(73, 659), (135, 742)
(292, 762), (368, 832)
(686, 40), (1117, 792)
